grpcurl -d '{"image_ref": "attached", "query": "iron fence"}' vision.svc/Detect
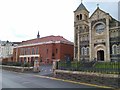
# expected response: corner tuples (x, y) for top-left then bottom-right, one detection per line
(57, 61), (120, 74)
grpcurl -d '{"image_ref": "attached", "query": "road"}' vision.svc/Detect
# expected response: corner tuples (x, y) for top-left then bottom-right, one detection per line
(1, 70), (97, 88)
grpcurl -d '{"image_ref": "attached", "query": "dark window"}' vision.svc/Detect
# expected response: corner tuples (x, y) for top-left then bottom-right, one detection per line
(32, 47), (34, 54)
(47, 49), (48, 54)
(56, 49), (58, 54)
(36, 47), (39, 54)
(80, 14), (82, 20)
(52, 53), (55, 57)
(76, 15), (79, 20)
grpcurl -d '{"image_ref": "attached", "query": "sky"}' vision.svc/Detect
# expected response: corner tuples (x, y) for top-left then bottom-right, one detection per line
(0, 0), (119, 42)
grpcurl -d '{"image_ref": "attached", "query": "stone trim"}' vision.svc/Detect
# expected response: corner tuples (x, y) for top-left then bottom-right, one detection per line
(55, 70), (119, 78)
(19, 55), (40, 58)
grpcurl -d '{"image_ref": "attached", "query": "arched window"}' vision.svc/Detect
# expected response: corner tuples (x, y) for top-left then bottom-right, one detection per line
(80, 14), (82, 20)
(112, 45), (117, 54)
(84, 48), (87, 55)
(81, 47), (85, 55)
(118, 45), (120, 54)
(86, 47), (89, 55)
(95, 23), (105, 34)
(76, 15), (79, 20)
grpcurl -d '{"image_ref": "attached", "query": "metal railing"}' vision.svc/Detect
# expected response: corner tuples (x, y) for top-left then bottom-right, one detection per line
(57, 60), (120, 74)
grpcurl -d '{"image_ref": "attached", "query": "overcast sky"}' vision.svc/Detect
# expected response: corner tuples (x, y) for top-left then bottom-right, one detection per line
(0, 0), (119, 42)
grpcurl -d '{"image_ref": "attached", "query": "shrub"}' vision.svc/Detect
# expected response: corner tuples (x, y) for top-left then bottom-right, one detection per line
(22, 63), (31, 67)
(12, 62), (22, 66)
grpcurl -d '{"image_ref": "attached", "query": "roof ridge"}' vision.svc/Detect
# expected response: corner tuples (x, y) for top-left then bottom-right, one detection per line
(74, 3), (89, 12)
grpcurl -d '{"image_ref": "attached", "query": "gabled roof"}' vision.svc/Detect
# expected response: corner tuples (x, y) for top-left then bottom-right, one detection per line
(89, 7), (108, 19)
(20, 35), (73, 45)
(74, 3), (89, 13)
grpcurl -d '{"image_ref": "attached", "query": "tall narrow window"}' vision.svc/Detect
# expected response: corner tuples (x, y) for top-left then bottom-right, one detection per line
(112, 45), (117, 54)
(81, 47), (85, 55)
(36, 47), (39, 54)
(32, 47), (34, 54)
(47, 49), (48, 54)
(20, 48), (23, 55)
(56, 49), (58, 54)
(76, 15), (79, 20)
(87, 47), (89, 55)
(80, 14), (82, 20)
(84, 48), (87, 55)
(28, 48), (31, 55)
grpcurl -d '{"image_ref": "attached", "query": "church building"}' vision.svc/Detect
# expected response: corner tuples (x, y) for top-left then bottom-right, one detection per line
(74, 3), (120, 62)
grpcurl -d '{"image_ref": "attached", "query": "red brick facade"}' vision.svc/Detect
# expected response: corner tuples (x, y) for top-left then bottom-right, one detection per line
(13, 36), (73, 65)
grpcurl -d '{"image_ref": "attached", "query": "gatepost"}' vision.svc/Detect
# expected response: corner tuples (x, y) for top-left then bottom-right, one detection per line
(52, 59), (59, 76)
(33, 60), (40, 73)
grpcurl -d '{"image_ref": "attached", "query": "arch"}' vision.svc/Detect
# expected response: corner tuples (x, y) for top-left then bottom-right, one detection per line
(92, 21), (106, 30)
(97, 50), (104, 61)
(81, 47), (85, 55)
(112, 44), (118, 54)
(94, 44), (106, 61)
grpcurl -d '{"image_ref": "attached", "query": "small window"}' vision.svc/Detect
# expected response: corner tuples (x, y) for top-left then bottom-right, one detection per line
(76, 15), (79, 20)
(112, 45), (117, 54)
(32, 47), (34, 54)
(36, 47), (39, 54)
(52, 53), (55, 57)
(47, 49), (48, 54)
(80, 14), (82, 20)
(87, 47), (89, 55)
(56, 49), (58, 54)
(81, 47), (85, 55)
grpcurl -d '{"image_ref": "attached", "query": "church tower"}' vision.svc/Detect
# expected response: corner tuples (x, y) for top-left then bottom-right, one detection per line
(74, 2), (89, 61)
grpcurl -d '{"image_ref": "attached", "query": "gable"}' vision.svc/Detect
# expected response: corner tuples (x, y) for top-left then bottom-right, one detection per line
(89, 8), (109, 20)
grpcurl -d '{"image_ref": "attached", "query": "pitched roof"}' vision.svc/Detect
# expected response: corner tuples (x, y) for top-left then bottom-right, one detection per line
(74, 3), (89, 13)
(20, 35), (73, 45)
(89, 7), (108, 19)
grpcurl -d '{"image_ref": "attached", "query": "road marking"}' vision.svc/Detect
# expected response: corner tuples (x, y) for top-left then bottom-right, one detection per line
(34, 75), (114, 89)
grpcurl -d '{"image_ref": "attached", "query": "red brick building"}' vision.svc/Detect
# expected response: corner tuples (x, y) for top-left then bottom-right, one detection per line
(13, 35), (74, 65)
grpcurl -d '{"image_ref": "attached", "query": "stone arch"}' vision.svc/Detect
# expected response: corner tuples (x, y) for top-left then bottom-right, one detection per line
(92, 21), (106, 30)
(94, 44), (106, 61)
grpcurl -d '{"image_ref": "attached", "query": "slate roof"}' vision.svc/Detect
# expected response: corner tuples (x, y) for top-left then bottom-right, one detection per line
(74, 3), (89, 13)
(20, 35), (73, 45)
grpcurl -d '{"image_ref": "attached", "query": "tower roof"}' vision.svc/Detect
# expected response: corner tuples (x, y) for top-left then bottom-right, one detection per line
(74, 3), (89, 13)
(37, 31), (40, 38)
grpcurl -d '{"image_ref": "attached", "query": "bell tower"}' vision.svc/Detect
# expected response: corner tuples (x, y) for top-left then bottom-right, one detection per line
(74, 2), (89, 61)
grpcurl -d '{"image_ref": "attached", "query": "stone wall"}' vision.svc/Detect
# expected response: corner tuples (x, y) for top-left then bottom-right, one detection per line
(1, 65), (33, 72)
(54, 70), (119, 89)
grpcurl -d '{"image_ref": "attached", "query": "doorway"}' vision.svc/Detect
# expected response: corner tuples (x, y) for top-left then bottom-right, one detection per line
(97, 50), (104, 61)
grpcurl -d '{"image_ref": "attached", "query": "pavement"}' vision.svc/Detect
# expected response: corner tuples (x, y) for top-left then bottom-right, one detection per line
(1, 65), (114, 89)
(2, 70), (96, 88)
